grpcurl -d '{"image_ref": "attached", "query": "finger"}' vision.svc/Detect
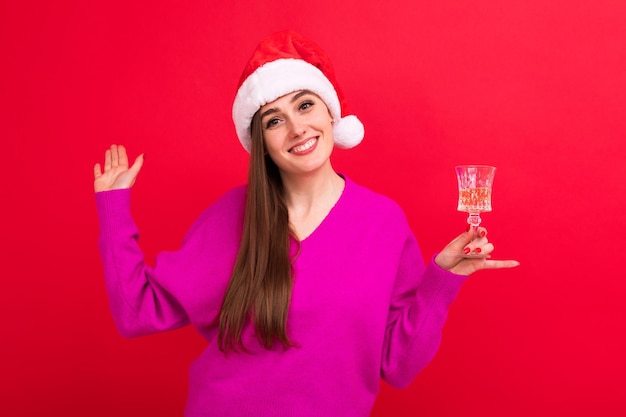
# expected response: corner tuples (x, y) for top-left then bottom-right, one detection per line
(93, 163), (102, 179)
(435, 229), (477, 269)
(104, 149), (112, 171)
(463, 235), (489, 256)
(448, 228), (475, 251)
(111, 144), (119, 167)
(128, 153), (144, 178)
(473, 242), (494, 257)
(482, 259), (520, 269)
(118, 144), (129, 167)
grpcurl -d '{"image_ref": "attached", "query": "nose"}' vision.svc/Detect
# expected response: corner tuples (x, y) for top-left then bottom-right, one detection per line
(288, 118), (306, 138)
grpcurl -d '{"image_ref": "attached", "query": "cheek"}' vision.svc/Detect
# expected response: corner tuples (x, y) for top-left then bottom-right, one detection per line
(321, 115), (335, 137)
(262, 131), (284, 155)
(313, 113), (334, 131)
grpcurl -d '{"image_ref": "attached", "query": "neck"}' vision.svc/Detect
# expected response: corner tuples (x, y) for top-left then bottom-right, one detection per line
(280, 164), (345, 237)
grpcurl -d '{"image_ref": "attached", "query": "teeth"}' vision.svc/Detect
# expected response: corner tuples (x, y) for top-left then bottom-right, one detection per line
(291, 138), (316, 153)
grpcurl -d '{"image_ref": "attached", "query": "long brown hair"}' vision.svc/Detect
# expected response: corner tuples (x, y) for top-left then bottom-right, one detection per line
(218, 110), (297, 352)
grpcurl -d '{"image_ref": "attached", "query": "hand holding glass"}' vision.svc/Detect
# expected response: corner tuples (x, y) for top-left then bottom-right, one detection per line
(455, 165), (496, 258)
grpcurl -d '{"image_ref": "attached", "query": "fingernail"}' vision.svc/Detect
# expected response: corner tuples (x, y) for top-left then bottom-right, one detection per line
(480, 230), (486, 237)
(475, 247), (482, 254)
(463, 247), (471, 255)
(466, 224), (471, 232)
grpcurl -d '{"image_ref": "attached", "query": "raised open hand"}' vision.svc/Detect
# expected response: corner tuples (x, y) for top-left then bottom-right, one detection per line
(93, 144), (144, 192)
(434, 227), (520, 276)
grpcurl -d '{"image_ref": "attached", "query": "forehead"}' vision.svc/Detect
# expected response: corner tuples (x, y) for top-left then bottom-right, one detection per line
(260, 90), (319, 112)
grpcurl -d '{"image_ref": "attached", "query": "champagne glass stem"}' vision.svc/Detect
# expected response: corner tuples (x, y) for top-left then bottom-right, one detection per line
(467, 213), (482, 241)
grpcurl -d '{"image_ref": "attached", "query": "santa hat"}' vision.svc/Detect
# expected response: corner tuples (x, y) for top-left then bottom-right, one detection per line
(232, 30), (364, 152)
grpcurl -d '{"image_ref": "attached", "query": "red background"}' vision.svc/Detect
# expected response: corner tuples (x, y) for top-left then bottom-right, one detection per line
(2, 1), (625, 416)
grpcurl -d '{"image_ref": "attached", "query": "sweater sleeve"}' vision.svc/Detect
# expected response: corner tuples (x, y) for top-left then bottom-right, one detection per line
(380, 234), (467, 388)
(95, 189), (190, 338)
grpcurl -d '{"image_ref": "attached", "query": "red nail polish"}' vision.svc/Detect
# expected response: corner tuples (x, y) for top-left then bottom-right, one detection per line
(475, 247), (482, 254)
(464, 247), (471, 255)
(480, 230), (486, 237)
(466, 224), (471, 232)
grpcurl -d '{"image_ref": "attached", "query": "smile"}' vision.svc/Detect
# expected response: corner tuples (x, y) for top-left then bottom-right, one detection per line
(289, 138), (318, 154)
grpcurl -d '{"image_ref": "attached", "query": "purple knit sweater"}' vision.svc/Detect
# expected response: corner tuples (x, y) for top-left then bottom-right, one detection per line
(96, 176), (467, 417)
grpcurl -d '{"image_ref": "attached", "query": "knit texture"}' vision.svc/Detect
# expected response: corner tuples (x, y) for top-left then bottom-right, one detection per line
(95, 176), (467, 417)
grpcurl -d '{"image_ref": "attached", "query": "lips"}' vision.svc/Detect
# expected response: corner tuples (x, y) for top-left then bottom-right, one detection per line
(289, 137), (318, 154)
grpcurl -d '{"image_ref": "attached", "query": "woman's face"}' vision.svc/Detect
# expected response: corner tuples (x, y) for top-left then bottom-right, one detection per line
(259, 90), (335, 178)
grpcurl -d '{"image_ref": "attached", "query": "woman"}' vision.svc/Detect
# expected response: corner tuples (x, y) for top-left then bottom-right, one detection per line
(93, 30), (519, 417)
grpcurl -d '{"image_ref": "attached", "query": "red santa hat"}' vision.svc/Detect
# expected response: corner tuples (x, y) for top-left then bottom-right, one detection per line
(232, 30), (364, 152)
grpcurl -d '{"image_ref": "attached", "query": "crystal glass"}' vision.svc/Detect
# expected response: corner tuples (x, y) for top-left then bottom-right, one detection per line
(455, 165), (496, 257)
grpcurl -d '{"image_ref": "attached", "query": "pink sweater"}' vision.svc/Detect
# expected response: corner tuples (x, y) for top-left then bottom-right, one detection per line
(96, 176), (467, 416)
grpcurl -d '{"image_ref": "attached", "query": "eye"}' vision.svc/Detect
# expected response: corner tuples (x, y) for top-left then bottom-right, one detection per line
(299, 100), (314, 111)
(265, 117), (280, 129)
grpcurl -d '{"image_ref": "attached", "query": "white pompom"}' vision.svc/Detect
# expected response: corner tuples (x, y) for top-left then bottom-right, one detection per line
(333, 115), (365, 149)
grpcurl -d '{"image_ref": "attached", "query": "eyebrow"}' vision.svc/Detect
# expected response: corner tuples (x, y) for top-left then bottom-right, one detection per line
(260, 90), (315, 120)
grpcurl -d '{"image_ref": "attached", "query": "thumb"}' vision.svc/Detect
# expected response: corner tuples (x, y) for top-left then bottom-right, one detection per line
(446, 228), (474, 252)
(123, 153), (144, 188)
(129, 153), (144, 177)
(434, 228), (472, 270)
